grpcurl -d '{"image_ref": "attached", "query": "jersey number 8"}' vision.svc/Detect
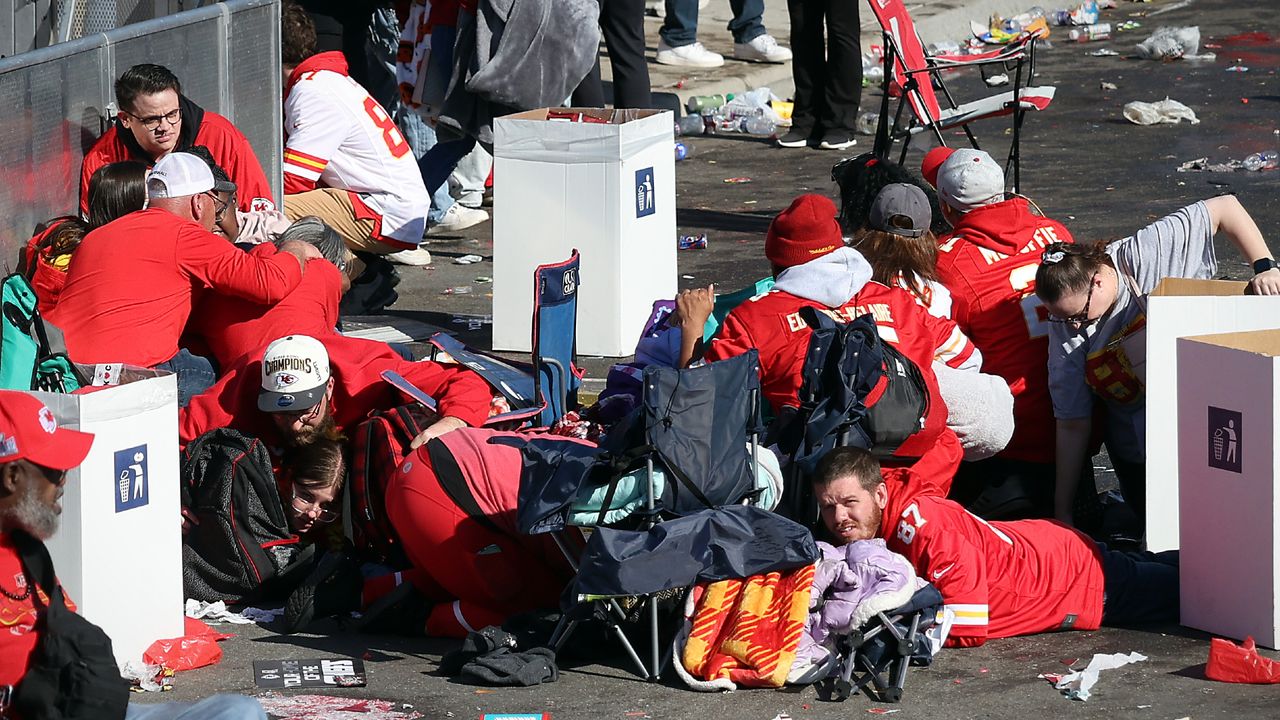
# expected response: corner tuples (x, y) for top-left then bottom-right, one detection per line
(363, 97), (411, 159)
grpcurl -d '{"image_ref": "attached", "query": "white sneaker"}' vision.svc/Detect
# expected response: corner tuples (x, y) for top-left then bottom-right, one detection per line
(427, 204), (490, 236)
(656, 40), (725, 68)
(386, 246), (434, 266)
(734, 34), (792, 63)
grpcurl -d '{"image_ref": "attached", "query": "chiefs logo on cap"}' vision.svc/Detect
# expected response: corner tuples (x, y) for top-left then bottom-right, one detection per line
(275, 373), (298, 389)
(38, 406), (56, 434)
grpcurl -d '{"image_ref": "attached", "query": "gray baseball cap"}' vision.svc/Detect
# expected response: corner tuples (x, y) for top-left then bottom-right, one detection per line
(868, 183), (931, 238)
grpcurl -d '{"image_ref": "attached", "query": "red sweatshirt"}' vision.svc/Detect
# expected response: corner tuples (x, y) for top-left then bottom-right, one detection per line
(935, 198), (1074, 464)
(79, 99), (275, 215)
(186, 248), (342, 371)
(179, 334), (492, 447)
(49, 209), (303, 367)
(706, 284), (974, 483)
(880, 468), (1104, 647)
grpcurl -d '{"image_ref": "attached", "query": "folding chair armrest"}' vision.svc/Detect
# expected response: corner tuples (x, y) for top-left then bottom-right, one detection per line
(924, 53), (1025, 70)
(540, 356), (570, 414)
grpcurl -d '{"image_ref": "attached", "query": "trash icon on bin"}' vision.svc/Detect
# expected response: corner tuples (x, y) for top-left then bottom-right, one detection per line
(1207, 406), (1242, 473)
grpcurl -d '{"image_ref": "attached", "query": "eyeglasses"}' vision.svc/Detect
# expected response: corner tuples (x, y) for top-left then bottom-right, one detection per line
(1047, 273), (1099, 328)
(203, 192), (230, 222)
(277, 401), (323, 423)
(290, 490), (338, 524)
(126, 107), (181, 131)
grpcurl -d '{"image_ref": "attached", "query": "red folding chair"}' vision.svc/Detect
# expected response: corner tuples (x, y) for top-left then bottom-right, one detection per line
(866, 0), (1056, 192)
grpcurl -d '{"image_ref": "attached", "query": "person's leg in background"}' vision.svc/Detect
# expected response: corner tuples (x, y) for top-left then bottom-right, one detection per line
(125, 695), (267, 720)
(815, 0), (860, 150)
(451, 144), (494, 210)
(600, 0), (654, 108)
(154, 349), (216, 408)
(657, 0), (724, 67)
(779, 0), (823, 148)
(728, 0), (791, 62)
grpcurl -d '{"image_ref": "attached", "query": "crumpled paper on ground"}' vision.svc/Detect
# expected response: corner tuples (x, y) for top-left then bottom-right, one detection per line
(1123, 98), (1199, 125)
(121, 660), (168, 692)
(1177, 157), (1244, 173)
(185, 598), (284, 624)
(1048, 651), (1147, 700)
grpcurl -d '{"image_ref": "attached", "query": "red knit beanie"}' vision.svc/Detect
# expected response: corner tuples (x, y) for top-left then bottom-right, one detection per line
(765, 194), (843, 269)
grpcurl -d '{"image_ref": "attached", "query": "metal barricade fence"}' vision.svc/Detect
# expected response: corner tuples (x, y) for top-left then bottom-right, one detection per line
(4, 1), (209, 58)
(0, 0), (281, 271)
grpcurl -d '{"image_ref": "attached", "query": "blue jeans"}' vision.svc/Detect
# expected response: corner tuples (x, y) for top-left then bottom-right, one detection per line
(419, 137), (477, 203)
(1099, 544), (1179, 626)
(155, 349), (216, 408)
(126, 695), (266, 720)
(364, 6), (453, 224)
(660, 0), (766, 47)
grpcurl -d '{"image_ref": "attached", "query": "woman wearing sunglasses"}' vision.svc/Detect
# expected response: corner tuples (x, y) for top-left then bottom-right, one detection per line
(1034, 195), (1280, 535)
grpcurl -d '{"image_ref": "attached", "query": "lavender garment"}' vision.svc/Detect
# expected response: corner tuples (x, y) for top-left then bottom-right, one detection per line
(807, 539), (917, 645)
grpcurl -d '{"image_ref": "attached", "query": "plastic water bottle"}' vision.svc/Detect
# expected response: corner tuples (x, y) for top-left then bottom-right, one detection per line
(675, 114), (704, 136)
(855, 111), (879, 136)
(864, 65), (885, 85)
(1048, 9), (1072, 26)
(1069, 23), (1111, 42)
(926, 40), (961, 56)
(1242, 151), (1280, 171)
(742, 116), (776, 136)
(441, 286), (473, 295)
(686, 94), (731, 113)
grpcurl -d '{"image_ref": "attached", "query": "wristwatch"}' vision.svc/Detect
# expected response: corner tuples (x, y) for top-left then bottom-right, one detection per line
(1253, 257), (1279, 275)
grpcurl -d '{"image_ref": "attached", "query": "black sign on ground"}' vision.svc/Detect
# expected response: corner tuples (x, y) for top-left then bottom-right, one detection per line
(252, 658), (367, 689)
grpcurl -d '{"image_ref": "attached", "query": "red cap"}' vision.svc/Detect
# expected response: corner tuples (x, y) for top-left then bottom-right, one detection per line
(0, 390), (94, 471)
(765, 194), (844, 269)
(921, 146), (957, 187)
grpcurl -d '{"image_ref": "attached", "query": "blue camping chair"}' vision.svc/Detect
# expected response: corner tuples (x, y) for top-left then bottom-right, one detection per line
(426, 251), (582, 428)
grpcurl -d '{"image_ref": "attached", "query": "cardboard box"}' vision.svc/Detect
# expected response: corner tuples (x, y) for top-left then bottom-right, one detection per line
(492, 108), (677, 357)
(35, 369), (184, 667)
(1177, 329), (1280, 647)
(1145, 279), (1280, 552)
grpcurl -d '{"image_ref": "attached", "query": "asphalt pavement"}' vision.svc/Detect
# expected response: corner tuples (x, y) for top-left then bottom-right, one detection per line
(135, 0), (1280, 716)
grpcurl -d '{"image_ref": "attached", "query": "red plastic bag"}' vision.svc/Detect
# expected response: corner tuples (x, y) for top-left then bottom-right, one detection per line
(1205, 637), (1280, 684)
(142, 617), (233, 673)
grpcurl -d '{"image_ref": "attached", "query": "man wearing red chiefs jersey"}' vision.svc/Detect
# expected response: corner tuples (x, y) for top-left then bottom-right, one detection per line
(923, 147), (1075, 518)
(79, 63), (275, 216)
(702, 194), (977, 485)
(811, 447), (1178, 647)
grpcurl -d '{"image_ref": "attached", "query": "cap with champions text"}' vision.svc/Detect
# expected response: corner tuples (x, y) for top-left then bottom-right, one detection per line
(258, 335), (332, 413)
(0, 390), (94, 471)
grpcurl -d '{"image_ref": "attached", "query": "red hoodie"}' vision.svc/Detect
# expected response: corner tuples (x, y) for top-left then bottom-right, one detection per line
(935, 198), (1074, 464)
(879, 467), (1104, 647)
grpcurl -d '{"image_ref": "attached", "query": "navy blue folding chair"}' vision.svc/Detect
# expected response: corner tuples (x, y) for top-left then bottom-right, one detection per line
(427, 250), (582, 428)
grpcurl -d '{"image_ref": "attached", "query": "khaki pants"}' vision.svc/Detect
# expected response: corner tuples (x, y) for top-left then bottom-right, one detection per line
(284, 188), (393, 256)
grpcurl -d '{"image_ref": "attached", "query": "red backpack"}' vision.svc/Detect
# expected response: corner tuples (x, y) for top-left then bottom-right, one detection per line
(348, 404), (434, 567)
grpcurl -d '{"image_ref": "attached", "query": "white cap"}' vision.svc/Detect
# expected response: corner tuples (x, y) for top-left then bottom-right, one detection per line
(146, 151), (215, 200)
(258, 335), (331, 413)
(935, 148), (1006, 212)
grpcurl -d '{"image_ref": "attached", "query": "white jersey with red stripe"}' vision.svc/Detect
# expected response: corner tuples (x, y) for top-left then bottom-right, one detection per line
(284, 52), (430, 244)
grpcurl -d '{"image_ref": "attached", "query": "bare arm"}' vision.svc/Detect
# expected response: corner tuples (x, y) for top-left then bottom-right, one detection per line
(1204, 195), (1280, 295)
(1054, 416), (1093, 525)
(675, 285), (715, 368)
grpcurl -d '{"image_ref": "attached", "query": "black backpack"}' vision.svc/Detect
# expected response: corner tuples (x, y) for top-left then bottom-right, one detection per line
(774, 308), (929, 524)
(180, 429), (314, 603)
(11, 530), (129, 720)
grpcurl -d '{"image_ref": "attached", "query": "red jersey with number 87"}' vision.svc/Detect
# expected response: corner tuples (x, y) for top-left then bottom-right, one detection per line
(283, 51), (430, 247)
(935, 198), (1074, 464)
(879, 470), (1104, 648)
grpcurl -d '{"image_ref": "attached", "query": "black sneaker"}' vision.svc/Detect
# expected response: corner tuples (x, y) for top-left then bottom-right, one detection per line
(776, 129), (810, 148)
(819, 131), (857, 151)
(282, 551), (363, 634)
(353, 581), (432, 636)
